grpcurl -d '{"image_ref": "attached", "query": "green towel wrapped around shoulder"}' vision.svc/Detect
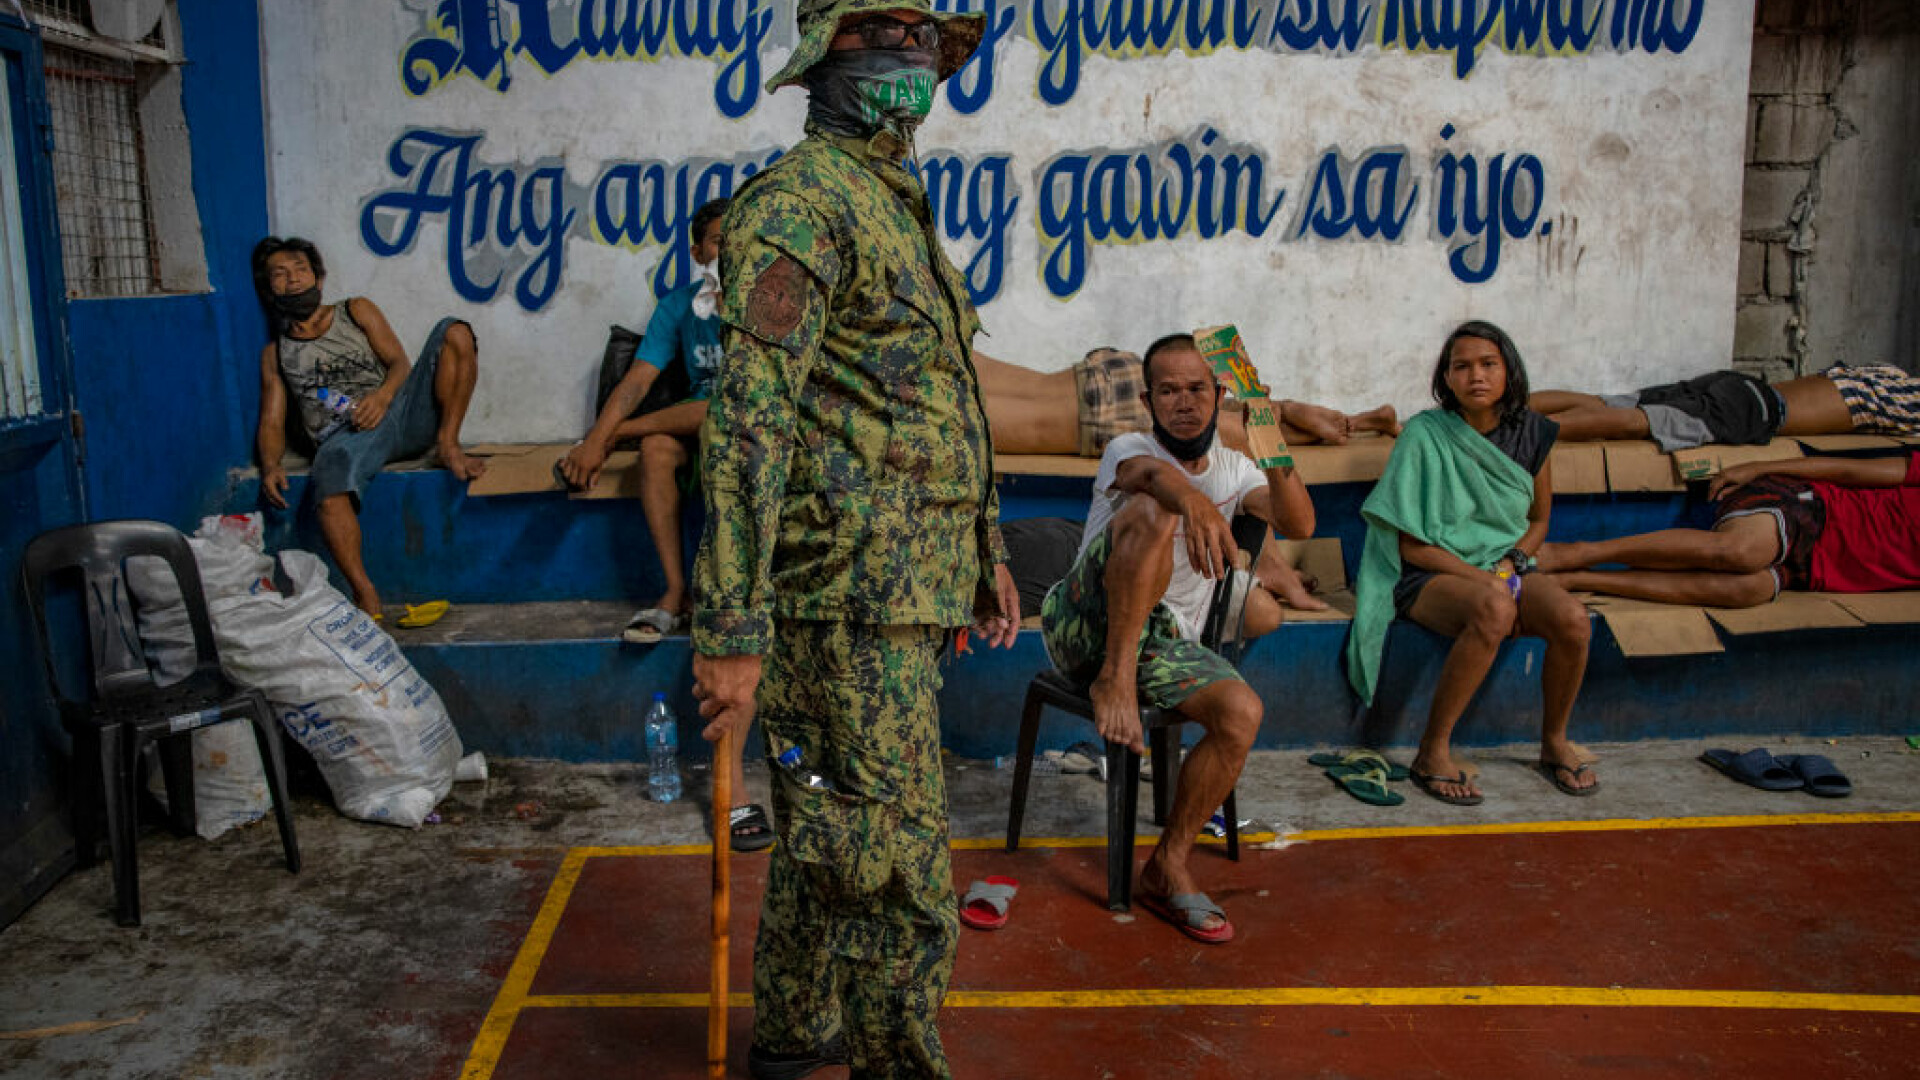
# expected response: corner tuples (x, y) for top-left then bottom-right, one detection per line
(1344, 408), (1535, 704)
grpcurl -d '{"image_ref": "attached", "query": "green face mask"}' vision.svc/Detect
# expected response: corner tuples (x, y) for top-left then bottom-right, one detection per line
(804, 49), (939, 139)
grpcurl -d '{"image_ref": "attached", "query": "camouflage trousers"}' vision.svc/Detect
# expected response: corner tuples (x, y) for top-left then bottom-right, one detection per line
(754, 620), (956, 1080)
(1040, 527), (1242, 709)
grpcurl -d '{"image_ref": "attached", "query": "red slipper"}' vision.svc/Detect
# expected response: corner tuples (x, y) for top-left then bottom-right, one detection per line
(1139, 889), (1234, 944)
(958, 876), (1019, 931)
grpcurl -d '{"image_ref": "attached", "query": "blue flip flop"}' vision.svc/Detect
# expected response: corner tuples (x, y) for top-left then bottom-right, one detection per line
(1775, 754), (1852, 798)
(1700, 748), (1803, 792)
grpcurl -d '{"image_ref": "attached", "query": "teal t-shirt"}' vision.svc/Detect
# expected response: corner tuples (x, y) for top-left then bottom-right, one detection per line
(636, 282), (722, 400)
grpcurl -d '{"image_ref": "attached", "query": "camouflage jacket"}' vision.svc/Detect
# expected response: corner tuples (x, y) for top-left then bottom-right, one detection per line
(692, 124), (1007, 656)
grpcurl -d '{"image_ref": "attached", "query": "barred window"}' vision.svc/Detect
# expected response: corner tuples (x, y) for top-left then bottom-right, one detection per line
(2, 62), (45, 419)
(26, 0), (207, 299)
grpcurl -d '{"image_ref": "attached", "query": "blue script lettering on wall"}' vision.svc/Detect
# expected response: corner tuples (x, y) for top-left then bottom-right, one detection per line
(360, 129), (578, 310)
(1430, 123), (1545, 283)
(401, 0), (777, 117)
(918, 151), (1021, 301)
(1024, 124), (1547, 294)
(359, 129), (773, 311)
(938, 0), (1021, 114)
(591, 149), (785, 296)
(1378, 0), (1699, 77)
(359, 130), (1022, 309)
(1293, 145), (1418, 241)
(1037, 128), (1288, 297)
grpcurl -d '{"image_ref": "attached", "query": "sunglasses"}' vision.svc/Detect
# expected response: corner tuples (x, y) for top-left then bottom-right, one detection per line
(840, 16), (940, 50)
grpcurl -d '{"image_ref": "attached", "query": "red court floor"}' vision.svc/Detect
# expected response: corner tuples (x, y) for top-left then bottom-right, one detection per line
(460, 814), (1920, 1079)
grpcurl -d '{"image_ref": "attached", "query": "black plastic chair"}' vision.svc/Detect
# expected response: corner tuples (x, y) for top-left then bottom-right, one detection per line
(1006, 514), (1268, 912)
(22, 519), (301, 926)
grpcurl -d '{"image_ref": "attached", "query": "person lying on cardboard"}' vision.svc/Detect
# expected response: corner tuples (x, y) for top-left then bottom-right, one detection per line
(251, 236), (485, 618)
(558, 197), (729, 646)
(1345, 321), (1598, 807)
(1532, 363), (1920, 452)
(1041, 333), (1315, 943)
(974, 348), (1400, 456)
(1538, 451), (1920, 605)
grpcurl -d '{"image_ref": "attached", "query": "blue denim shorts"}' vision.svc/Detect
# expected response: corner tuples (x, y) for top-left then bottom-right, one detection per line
(309, 317), (464, 505)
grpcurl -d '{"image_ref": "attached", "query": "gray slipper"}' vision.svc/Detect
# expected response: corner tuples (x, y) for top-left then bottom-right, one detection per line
(621, 607), (686, 644)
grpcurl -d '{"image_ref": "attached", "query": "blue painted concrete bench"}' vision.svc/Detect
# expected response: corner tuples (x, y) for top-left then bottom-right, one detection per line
(222, 453), (1918, 762)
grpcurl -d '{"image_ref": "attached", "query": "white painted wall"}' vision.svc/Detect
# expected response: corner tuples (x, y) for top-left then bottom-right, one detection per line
(264, 0), (1754, 444)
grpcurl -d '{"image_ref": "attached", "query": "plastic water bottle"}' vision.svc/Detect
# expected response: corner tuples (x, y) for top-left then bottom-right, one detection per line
(313, 387), (354, 441)
(776, 745), (834, 792)
(645, 693), (682, 803)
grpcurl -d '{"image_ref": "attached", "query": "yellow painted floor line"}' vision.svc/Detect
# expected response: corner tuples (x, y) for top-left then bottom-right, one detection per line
(459, 847), (590, 1080)
(968, 810), (1920, 849)
(566, 812), (1920, 861)
(511, 986), (1920, 1016)
(462, 815), (1920, 1077)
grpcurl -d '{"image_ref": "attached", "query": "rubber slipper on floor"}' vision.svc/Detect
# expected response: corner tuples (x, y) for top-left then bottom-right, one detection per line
(1324, 762), (1404, 806)
(1700, 748), (1802, 792)
(959, 876), (1019, 931)
(1775, 754), (1852, 798)
(1409, 768), (1483, 806)
(397, 600), (449, 628)
(1309, 749), (1409, 782)
(1139, 889), (1234, 945)
(1538, 760), (1600, 797)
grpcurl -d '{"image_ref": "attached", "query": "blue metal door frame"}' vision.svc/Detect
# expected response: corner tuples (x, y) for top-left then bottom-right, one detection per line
(0, 10), (88, 929)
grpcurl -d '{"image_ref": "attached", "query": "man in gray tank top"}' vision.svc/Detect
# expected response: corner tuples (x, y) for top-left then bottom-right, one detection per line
(251, 236), (485, 617)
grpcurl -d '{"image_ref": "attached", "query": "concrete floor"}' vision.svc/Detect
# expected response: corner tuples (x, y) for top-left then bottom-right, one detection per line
(2, 734), (1917, 1078)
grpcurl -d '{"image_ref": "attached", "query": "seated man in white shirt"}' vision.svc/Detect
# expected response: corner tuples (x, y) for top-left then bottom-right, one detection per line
(1040, 333), (1315, 945)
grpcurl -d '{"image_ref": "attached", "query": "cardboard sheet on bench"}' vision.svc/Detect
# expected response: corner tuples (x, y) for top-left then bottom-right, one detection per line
(1670, 438), (1803, 482)
(1793, 434), (1906, 452)
(1548, 443), (1607, 493)
(1704, 591), (1861, 635)
(1602, 441), (1684, 492)
(1584, 596), (1724, 656)
(467, 443), (641, 499)
(1289, 437), (1393, 484)
(993, 453), (1098, 478)
(1815, 590), (1920, 625)
(1271, 537), (1354, 621)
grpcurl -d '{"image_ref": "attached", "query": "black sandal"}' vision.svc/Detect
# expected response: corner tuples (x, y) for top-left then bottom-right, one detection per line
(729, 803), (774, 853)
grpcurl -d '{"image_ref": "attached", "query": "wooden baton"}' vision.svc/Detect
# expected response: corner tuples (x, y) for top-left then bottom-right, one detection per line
(708, 727), (733, 1079)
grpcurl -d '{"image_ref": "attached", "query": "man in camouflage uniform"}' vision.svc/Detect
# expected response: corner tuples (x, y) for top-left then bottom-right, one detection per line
(689, 2), (1018, 1077)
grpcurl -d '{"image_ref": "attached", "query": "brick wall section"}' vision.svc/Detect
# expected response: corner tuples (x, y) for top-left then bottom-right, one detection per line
(1734, 0), (1855, 379)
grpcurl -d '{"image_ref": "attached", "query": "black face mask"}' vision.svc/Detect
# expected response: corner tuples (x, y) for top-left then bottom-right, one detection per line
(804, 48), (939, 142)
(1152, 408), (1219, 463)
(271, 285), (322, 322)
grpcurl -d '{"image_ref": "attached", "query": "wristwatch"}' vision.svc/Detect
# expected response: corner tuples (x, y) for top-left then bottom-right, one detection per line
(1504, 547), (1537, 576)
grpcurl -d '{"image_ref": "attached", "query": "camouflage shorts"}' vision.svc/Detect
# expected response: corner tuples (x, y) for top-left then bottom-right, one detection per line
(1073, 347), (1150, 457)
(1039, 528), (1242, 710)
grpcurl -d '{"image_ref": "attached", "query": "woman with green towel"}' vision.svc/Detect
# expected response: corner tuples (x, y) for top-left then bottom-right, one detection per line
(1344, 321), (1597, 805)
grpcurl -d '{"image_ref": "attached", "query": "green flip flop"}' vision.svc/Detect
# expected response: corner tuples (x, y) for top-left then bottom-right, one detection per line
(1308, 749), (1409, 783)
(1324, 762), (1405, 806)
